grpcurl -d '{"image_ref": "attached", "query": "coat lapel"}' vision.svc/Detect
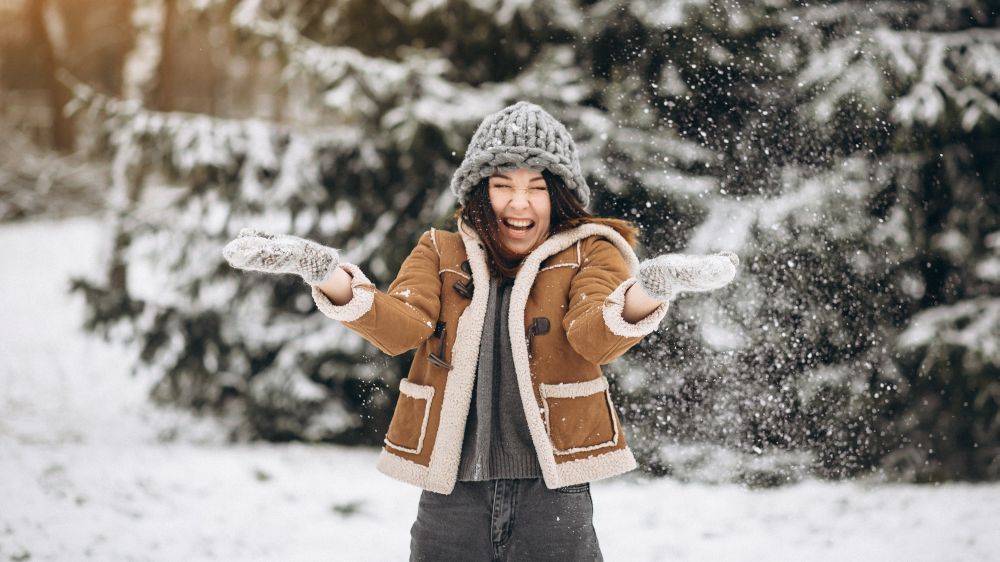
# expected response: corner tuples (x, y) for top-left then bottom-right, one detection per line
(421, 218), (494, 492)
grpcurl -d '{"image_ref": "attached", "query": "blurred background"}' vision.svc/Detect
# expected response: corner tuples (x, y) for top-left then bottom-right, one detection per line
(2, 0), (999, 499)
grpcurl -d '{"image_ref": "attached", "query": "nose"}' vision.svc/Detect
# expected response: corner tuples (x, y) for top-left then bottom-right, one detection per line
(509, 188), (530, 208)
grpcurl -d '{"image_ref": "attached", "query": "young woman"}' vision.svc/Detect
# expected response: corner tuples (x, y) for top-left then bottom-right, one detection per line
(223, 101), (738, 561)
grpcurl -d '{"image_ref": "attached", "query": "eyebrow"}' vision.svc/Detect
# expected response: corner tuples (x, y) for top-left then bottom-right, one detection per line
(491, 173), (546, 182)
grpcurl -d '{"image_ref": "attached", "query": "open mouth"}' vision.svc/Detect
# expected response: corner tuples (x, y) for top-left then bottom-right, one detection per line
(501, 217), (535, 231)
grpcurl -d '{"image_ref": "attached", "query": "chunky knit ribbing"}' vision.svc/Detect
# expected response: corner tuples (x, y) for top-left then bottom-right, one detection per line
(637, 251), (740, 301)
(222, 228), (340, 286)
(450, 101), (590, 208)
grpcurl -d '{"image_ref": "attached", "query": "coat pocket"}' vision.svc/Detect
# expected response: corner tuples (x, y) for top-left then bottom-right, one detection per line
(384, 379), (436, 455)
(539, 375), (619, 456)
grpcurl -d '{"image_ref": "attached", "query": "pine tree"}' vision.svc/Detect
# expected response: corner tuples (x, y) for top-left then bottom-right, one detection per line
(68, 0), (601, 443)
(591, 0), (1000, 483)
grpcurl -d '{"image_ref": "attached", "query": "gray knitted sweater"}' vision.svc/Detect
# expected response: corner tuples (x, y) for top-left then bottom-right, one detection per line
(457, 275), (543, 481)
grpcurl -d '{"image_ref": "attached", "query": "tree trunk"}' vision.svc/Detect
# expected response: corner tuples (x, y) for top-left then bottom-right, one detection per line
(25, 0), (74, 151)
(151, 0), (176, 111)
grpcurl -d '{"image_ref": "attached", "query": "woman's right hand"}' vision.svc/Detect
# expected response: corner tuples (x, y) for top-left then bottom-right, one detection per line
(222, 228), (341, 286)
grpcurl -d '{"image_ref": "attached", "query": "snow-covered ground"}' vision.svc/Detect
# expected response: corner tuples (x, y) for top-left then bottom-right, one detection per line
(2, 216), (998, 561)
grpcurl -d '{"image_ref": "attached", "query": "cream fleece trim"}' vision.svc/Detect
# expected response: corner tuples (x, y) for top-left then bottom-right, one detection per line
(438, 267), (471, 280)
(376, 448), (435, 490)
(309, 263), (375, 322)
(399, 378), (435, 399)
(429, 227), (441, 256)
(602, 278), (670, 337)
(539, 375), (609, 398)
(539, 262), (579, 273)
(539, 376), (620, 456)
(416, 218), (492, 495)
(553, 447), (639, 488)
(459, 218), (643, 490)
(383, 380), (435, 455)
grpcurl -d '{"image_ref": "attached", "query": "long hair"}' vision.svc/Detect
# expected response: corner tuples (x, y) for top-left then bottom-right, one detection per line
(455, 169), (639, 279)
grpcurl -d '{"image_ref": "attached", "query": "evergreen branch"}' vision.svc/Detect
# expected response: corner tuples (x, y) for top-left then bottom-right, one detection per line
(229, 0), (459, 112)
(798, 27), (1000, 128)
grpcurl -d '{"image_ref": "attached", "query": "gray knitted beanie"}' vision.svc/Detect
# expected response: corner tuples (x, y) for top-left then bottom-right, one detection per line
(449, 101), (591, 208)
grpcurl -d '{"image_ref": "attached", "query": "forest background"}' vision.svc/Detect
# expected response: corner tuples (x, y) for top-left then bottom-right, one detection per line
(2, 0), (998, 488)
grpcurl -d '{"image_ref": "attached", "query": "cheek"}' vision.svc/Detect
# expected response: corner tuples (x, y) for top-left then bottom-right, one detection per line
(488, 190), (506, 213)
(535, 197), (552, 222)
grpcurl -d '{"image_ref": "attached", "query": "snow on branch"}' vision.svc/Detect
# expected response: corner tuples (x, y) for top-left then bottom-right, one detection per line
(798, 27), (1000, 130)
(897, 297), (1000, 367)
(65, 76), (366, 206)
(229, 0), (460, 116)
(224, 0), (591, 152)
(570, 102), (720, 197)
(685, 156), (899, 255)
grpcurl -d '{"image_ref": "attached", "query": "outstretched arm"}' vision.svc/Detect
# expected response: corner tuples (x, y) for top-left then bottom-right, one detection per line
(563, 239), (670, 366)
(622, 281), (664, 323)
(316, 264), (354, 305)
(624, 250), (740, 321)
(308, 230), (442, 356)
(223, 228), (443, 356)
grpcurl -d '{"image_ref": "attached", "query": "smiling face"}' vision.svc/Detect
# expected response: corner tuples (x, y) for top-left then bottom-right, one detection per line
(488, 168), (553, 255)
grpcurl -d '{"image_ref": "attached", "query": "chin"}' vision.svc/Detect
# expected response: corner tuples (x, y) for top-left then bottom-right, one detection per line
(499, 240), (526, 255)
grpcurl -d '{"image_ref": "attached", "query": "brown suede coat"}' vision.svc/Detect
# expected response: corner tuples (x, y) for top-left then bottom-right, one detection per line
(311, 217), (669, 494)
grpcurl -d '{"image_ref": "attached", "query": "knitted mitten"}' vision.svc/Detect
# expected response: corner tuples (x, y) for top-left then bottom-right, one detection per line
(638, 251), (739, 301)
(222, 228), (340, 286)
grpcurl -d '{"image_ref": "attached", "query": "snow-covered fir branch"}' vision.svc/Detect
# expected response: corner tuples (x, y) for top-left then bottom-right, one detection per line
(799, 27), (1000, 129)
(780, 0), (985, 28)
(228, 0), (465, 119)
(222, 0), (596, 149)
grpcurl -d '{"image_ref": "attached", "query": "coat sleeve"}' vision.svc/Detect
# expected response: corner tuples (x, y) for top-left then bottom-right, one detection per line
(563, 237), (670, 365)
(310, 229), (441, 356)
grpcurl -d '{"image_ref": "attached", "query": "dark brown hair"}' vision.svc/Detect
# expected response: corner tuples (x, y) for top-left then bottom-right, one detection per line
(455, 169), (639, 279)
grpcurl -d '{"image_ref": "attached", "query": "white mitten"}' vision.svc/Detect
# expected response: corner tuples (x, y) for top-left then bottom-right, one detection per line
(638, 251), (739, 301)
(222, 228), (341, 286)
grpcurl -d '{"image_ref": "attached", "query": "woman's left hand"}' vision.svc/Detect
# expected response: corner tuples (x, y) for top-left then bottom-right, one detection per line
(637, 251), (739, 302)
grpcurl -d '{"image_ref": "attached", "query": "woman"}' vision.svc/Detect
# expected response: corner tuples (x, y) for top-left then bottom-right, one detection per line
(223, 101), (738, 561)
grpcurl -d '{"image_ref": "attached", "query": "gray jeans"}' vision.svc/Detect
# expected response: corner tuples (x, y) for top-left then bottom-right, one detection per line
(409, 478), (603, 561)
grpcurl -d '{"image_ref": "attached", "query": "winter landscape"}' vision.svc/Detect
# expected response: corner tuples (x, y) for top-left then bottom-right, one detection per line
(2, 215), (998, 561)
(3, 0), (1000, 560)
